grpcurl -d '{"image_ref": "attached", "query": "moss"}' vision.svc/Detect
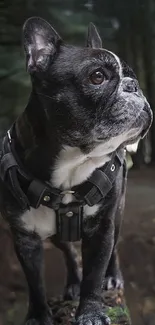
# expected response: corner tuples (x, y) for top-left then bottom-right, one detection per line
(106, 305), (131, 324)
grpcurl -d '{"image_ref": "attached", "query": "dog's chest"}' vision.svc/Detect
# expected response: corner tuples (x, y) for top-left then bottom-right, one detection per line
(21, 145), (110, 239)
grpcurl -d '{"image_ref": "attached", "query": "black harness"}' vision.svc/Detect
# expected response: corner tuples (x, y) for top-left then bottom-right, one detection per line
(0, 125), (126, 241)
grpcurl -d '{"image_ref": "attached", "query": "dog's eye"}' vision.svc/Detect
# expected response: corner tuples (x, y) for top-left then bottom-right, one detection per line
(90, 71), (105, 85)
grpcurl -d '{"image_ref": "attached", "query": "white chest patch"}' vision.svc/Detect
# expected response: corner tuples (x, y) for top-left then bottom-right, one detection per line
(21, 144), (110, 239)
(21, 205), (56, 240)
(51, 145), (111, 189)
(21, 131), (133, 240)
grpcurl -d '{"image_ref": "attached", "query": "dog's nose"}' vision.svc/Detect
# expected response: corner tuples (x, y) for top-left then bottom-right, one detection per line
(122, 77), (138, 93)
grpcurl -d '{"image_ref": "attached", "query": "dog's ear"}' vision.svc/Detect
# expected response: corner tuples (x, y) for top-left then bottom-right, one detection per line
(23, 17), (62, 73)
(86, 22), (102, 48)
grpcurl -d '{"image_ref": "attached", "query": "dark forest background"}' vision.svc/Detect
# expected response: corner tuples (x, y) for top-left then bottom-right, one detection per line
(1, 2), (155, 325)
(1, 0), (155, 166)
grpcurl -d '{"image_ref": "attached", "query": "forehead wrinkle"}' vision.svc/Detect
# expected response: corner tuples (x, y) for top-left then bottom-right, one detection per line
(53, 47), (123, 80)
(76, 57), (104, 73)
(72, 50), (122, 78)
(104, 49), (123, 78)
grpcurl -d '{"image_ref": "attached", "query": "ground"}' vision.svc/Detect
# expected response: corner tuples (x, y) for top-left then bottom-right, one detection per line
(2, 291), (131, 325)
(120, 168), (155, 325)
(0, 168), (155, 325)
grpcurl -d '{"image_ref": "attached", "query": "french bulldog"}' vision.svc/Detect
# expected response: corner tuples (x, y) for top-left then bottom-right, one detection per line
(0, 17), (152, 325)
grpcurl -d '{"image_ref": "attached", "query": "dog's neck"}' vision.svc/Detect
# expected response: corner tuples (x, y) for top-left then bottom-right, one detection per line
(14, 91), (111, 189)
(15, 91), (61, 181)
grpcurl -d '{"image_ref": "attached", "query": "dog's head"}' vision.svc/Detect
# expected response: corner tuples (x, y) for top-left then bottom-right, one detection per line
(23, 17), (153, 155)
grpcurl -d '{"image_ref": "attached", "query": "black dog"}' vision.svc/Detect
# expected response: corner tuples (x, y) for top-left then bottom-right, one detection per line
(0, 17), (152, 325)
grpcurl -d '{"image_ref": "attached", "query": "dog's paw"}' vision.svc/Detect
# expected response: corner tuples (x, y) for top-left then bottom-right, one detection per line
(105, 275), (124, 290)
(75, 312), (111, 325)
(64, 282), (80, 300)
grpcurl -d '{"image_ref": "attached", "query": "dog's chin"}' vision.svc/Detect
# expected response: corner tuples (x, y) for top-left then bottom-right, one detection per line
(96, 132), (141, 146)
(96, 118), (151, 151)
(119, 136), (141, 149)
(118, 127), (149, 150)
(95, 129), (143, 155)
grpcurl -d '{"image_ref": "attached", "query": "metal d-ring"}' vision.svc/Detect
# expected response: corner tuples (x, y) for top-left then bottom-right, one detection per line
(111, 164), (115, 172)
(7, 130), (12, 143)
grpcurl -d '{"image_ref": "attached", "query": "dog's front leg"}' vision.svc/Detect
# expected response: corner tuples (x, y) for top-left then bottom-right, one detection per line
(12, 230), (53, 325)
(76, 211), (115, 325)
(51, 237), (81, 300)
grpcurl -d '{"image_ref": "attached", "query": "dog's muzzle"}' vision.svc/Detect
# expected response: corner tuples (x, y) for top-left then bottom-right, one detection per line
(120, 77), (153, 138)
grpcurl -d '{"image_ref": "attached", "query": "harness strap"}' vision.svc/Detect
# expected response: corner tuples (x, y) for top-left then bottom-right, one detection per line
(0, 152), (18, 181)
(27, 179), (62, 209)
(0, 132), (30, 210)
(73, 153), (122, 206)
(0, 124), (125, 212)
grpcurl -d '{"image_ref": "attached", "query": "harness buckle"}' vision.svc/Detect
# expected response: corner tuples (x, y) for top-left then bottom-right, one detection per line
(56, 202), (83, 242)
(60, 190), (75, 195)
(27, 179), (62, 209)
